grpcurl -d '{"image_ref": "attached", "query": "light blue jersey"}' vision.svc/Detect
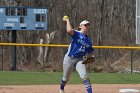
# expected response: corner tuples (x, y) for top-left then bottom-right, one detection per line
(67, 30), (94, 58)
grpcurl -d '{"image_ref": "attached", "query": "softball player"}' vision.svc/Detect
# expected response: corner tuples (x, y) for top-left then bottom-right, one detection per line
(60, 16), (94, 93)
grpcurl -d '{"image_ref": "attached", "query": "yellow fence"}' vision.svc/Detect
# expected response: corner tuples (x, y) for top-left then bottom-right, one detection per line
(0, 42), (139, 73)
(0, 43), (140, 49)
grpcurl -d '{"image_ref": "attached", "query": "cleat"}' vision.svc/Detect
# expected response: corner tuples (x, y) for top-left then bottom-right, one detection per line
(60, 89), (65, 93)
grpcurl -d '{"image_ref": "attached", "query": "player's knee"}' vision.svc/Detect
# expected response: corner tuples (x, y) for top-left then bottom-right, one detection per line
(81, 74), (89, 81)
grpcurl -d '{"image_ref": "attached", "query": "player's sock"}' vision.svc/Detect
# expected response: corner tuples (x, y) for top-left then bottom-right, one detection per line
(83, 79), (92, 93)
(60, 80), (66, 90)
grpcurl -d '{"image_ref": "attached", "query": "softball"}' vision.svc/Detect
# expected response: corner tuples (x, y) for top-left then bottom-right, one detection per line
(63, 15), (69, 19)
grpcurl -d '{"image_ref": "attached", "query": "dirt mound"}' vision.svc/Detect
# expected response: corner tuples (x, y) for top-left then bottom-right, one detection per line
(0, 84), (140, 93)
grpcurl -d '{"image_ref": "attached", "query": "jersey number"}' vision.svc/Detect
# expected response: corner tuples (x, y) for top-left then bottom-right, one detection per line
(79, 46), (85, 52)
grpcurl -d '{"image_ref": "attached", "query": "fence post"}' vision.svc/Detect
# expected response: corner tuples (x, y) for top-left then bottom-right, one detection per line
(130, 49), (133, 74)
(11, 30), (17, 71)
(1, 45), (3, 71)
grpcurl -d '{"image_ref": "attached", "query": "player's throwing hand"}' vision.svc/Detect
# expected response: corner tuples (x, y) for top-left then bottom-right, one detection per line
(62, 15), (69, 21)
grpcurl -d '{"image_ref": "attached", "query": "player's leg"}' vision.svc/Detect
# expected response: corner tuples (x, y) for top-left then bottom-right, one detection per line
(60, 63), (73, 91)
(76, 61), (92, 93)
(60, 54), (77, 92)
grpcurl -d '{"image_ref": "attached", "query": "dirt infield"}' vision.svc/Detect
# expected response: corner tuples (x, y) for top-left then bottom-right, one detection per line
(0, 84), (140, 93)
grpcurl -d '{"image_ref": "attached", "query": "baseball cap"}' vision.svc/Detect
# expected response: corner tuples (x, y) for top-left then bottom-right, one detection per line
(80, 20), (90, 26)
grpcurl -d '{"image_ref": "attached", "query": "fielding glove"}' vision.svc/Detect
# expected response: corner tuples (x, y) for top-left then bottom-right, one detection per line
(82, 56), (95, 64)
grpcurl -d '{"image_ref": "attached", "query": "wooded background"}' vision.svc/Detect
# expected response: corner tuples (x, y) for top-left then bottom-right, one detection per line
(0, 0), (138, 72)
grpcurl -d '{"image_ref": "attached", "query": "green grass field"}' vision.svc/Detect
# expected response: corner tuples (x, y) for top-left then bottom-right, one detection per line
(0, 71), (140, 85)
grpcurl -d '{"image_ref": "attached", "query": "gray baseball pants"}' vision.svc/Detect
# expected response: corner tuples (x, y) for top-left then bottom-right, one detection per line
(62, 54), (88, 82)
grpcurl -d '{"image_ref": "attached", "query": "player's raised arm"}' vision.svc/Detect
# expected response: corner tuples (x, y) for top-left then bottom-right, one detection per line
(63, 15), (74, 35)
